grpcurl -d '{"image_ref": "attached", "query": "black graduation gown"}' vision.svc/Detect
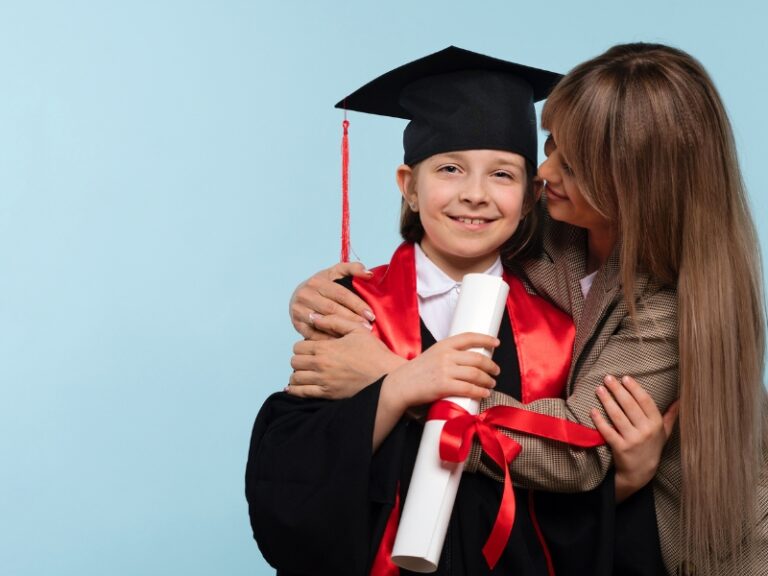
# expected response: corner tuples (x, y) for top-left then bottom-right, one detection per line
(246, 308), (619, 576)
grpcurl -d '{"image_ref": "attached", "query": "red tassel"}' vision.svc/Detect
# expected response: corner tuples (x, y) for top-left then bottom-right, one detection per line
(341, 118), (350, 262)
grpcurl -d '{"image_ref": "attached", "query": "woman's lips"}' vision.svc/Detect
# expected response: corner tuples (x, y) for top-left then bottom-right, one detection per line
(545, 183), (567, 201)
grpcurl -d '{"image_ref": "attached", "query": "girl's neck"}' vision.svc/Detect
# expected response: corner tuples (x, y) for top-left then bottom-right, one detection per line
(417, 242), (500, 282)
(586, 226), (617, 274)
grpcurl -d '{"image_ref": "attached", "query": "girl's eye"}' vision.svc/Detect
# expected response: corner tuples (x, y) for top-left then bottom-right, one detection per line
(438, 165), (460, 174)
(492, 171), (514, 180)
(562, 163), (575, 177)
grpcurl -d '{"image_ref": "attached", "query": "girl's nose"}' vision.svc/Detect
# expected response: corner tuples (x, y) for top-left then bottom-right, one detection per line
(459, 178), (489, 204)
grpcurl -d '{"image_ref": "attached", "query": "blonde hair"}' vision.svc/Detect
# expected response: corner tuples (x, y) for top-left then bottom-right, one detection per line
(542, 43), (766, 572)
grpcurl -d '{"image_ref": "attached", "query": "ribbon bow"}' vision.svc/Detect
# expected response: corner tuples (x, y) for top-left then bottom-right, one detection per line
(427, 400), (605, 569)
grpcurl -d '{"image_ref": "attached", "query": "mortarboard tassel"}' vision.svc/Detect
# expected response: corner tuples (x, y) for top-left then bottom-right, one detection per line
(341, 117), (350, 262)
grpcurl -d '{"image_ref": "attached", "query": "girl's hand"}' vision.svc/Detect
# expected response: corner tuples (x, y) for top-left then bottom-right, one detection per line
(286, 328), (406, 400)
(380, 333), (501, 415)
(372, 332), (500, 451)
(289, 263), (375, 340)
(590, 375), (679, 502)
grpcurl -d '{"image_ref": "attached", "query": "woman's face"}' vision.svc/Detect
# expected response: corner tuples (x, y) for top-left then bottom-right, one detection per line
(539, 134), (609, 232)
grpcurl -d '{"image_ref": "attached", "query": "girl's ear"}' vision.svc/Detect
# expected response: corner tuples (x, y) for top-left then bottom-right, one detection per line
(396, 164), (418, 212)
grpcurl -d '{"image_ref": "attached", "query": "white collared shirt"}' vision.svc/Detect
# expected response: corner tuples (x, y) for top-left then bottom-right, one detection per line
(415, 243), (503, 341)
(579, 270), (598, 298)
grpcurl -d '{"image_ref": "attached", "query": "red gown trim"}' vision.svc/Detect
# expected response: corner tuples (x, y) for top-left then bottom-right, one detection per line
(503, 269), (574, 402)
(352, 243), (583, 574)
(352, 243), (422, 361)
(370, 490), (401, 576)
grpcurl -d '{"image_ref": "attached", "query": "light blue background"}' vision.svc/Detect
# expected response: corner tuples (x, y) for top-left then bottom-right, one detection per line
(0, 1), (765, 575)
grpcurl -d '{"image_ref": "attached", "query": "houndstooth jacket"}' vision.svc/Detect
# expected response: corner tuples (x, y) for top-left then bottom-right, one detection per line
(468, 213), (768, 575)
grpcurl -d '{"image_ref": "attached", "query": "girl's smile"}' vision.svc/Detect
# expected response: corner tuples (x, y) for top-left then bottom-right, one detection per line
(397, 149), (527, 281)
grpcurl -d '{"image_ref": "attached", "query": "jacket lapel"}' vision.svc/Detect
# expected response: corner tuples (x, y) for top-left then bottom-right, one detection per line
(523, 216), (588, 325)
(568, 245), (651, 388)
(571, 249), (621, 365)
(524, 214), (652, 388)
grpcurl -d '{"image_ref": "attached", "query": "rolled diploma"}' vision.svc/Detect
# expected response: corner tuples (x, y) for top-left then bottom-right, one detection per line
(391, 273), (510, 573)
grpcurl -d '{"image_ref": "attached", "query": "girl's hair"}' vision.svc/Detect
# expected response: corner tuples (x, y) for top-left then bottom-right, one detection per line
(542, 42), (766, 572)
(400, 159), (543, 262)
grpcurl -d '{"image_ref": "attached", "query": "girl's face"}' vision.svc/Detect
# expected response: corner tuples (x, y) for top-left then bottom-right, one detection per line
(397, 149), (527, 280)
(539, 134), (608, 231)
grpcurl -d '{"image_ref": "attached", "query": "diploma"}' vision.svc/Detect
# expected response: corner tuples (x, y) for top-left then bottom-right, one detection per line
(390, 273), (509, 573)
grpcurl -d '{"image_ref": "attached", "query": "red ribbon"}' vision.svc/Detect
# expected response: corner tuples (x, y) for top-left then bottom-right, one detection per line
(428, 400), (606, 570)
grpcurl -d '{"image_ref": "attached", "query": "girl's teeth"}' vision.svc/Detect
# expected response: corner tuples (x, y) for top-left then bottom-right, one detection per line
(458, 217), (485, 224)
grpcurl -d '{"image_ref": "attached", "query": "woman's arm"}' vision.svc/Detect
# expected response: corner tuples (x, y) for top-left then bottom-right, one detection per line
(287, 328), (407, 398)
(473, 284), (679, 492)
(286, 267), (679, 493)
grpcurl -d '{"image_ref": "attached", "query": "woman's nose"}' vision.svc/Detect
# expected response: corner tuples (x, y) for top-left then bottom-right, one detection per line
(537, 155), (559, 184)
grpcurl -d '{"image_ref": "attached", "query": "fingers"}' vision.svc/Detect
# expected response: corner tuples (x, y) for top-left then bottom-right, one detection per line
(311, 313), (373, 337)
(302, 276), (375, 322)
(445, 379), (494, 400)
(297, 323), (336, 341)
(620, 375), (662, 419)
(451, 350), (500, 378)
(442, 332), (501, 353)
(327, 261), (373, 280)
(601, 375), (654, 428)
(662, 399), (680, 439)
(596, 375), (669, 441)
(450, 363), (497, 389)
(596, 377), (633, 432)
(285, 383), (326, 399)
(590, 408), (623, 448)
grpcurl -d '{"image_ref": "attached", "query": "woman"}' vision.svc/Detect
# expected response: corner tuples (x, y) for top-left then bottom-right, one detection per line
(287, 44), (768, 574)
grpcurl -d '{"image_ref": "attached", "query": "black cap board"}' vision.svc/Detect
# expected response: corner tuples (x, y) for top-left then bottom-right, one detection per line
(335, 46), (563, 166)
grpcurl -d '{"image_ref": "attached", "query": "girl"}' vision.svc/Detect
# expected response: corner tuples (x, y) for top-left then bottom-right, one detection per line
(287, 43), (768, 575)
(247, 47), (666, 576)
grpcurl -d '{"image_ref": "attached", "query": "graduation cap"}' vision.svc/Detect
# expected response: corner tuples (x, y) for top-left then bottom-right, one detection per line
(336, 46), (563, 166)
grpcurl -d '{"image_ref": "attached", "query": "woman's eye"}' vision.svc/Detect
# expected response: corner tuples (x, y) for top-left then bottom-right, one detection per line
(543, 135), (554, 157)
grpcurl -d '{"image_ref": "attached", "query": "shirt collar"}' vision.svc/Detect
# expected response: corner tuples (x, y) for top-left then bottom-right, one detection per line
(415, 243), (503, 299)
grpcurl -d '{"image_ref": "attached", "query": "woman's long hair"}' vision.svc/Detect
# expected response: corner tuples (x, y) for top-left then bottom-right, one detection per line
(542, 43), (766, 572)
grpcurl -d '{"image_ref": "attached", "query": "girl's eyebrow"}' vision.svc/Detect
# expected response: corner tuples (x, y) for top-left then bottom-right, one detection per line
(433, 151), (525, 171)
(492, 157), (526, 171)
(435, 152), (464, 162)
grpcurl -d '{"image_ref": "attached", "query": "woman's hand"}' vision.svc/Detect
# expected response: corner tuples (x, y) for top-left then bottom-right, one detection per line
(590, 375), (679, 502)
(286, 328), (407, 400)
(289, 262), (375, 340)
